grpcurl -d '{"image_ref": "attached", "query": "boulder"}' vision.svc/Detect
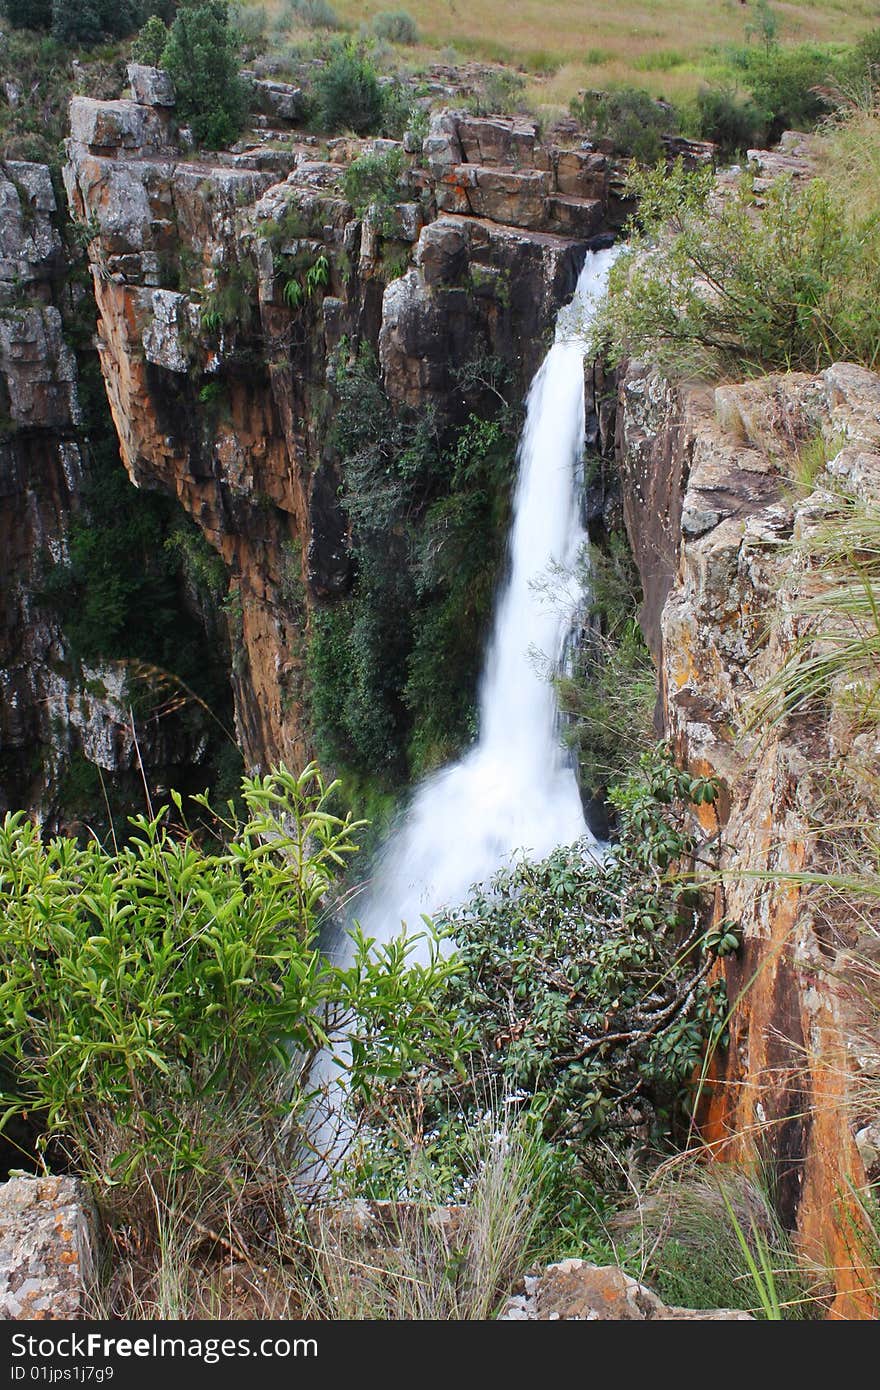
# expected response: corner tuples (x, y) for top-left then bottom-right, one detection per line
(0, 1177), (97, 1320)
(501, 1261), (754, 1320)
(0, 163), (62, 288)
(248, 78), (307, 125)
(127, 64), (176, 108)
(546, 194), (605, 238)
(415, 216), (468, 285)
(456, 116), (540, 169)
(68, 97), (171, 153)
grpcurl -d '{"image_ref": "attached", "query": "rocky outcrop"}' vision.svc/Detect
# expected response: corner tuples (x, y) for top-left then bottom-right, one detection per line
(615, 357), (880, 1317)
(501, 1260), (753, 1320)
(0, 1177), (96, 1319)
(64, 94), (618, 774)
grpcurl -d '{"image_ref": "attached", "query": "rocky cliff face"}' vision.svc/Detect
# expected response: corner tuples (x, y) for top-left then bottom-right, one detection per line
(63, 77), (620, 774)
(0, 156), (220, 826)
(616, 354), (880, 1317)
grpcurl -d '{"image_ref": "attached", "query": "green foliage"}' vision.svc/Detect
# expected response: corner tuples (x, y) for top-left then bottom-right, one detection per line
(0, 765), (461, 1211)
(280, 251), (329, 309)
(466, 67), (528, 119)
(279, 0), (339, 30)
(342, 145), (406, 232)
(571, 87), (675, 164)
(1, 0), (52, 28)
(739, 43), (833, 137)
(161, 1), (246, 148)
(745, 0), (779, 54)
(691, 85), (763, 159)
(131, 12), (168, 64)
(556, 531), (656, 794)
(371, 10), (418, 47)
(199, 259), (257, 333)
(367, 748), (729, 1159)
(314, 42), (383, 133)
(50, 0), (143, 45)
(597, 160), (880, 377)
(307, 349), (517, 786)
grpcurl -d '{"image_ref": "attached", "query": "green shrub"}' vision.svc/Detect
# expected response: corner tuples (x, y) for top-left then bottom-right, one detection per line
(467, 67), (528, 118)
(50, 0), (147, 45)
(280, 0), (339, 30)
(597, 160), (880, 377)
(693, 85), (763, 159)
(371, 9), (418, 46)
(161, 0), (246, 148)
(342, 145), (406, 228)
(1, 0), (52, 28)
(571, 87), (676, 164)
(131, 12), (168, 64)
(0, 765), (461, 1213)
(314, 42), (383, 133)
(737, 44), (835, 138)
(371, 747), (730, 1152)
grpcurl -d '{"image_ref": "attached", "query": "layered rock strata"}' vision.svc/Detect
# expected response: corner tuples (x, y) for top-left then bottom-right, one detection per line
(616, 357), (880, 1317)
(64, 86), (618, 771)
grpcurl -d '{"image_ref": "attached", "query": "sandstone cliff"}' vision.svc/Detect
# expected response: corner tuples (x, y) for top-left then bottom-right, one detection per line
(616, 354), (880, 1317)
(0, 156), (220, 826)
(63, 75), (620, 775)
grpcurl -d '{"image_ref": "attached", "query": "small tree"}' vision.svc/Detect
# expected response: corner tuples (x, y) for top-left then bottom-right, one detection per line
(315, 43), (384, 133)
(161, 0), (246, 148)
(131, 12), (168, 64)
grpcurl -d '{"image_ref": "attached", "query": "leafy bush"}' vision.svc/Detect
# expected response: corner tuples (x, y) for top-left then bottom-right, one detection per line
(693, 85), (763, 159)
(0, 765), (460, 1217)
(49, 0), (153, 45)
(131, 12), (168, 64)
(314, 42), (383, 133)
(280, 0), (339, 30)
(1, 0), (52, 28)
(467, 67), (528, 118)
(370, 748), (730, 1153)
(556, 530), (655, 797)
(161, 0), (246, 148)
(342, 145), (406, 229)
(735, 43), (835, 139)
(571, 87), (676, 164)
(597, 160), (880, 377)
(371, 9), (418, 46)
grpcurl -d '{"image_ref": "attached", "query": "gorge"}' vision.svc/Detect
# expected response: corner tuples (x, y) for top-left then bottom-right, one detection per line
(0, 4), (879, 1323)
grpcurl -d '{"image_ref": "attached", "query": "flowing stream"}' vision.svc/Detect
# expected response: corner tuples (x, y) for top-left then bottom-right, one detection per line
(354, 246), (618, 953)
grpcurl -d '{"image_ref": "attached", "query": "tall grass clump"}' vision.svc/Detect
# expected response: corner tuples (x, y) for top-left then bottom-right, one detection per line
(615, 1158), (819, 1318)
(596, 157), (880, 377)
(371, 10), (418, 47)
(303, 1113), (550, 1319)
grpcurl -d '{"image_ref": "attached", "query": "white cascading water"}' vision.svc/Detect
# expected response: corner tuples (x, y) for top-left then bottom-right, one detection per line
(354, 246), (617, 952)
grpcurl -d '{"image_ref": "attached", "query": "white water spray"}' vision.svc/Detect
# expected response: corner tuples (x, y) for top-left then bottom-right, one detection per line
(355, 247), (617, 950)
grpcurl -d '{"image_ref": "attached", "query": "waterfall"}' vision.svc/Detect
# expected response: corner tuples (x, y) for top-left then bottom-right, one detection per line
(354, 246), (617, 953)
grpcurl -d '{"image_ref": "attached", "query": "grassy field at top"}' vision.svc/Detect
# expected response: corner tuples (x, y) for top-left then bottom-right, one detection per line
(251, 0), (880, 112)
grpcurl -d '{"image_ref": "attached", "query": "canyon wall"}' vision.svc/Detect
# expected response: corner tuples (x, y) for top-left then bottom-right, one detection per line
(616, 353), (880, 1317)
(0, 157), (216, 826)
(62, 77), (621, 775)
